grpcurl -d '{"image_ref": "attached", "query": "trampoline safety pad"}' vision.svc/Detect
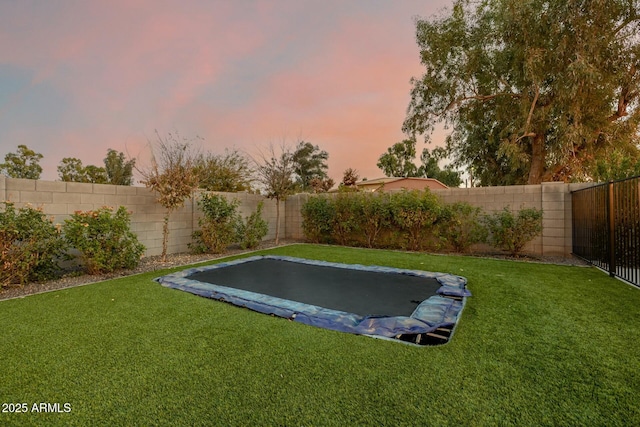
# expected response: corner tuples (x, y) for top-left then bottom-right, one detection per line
(155, 255), (471, 346)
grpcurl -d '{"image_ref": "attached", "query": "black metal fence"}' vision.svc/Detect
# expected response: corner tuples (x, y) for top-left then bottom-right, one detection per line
(572, 176), (640, 287)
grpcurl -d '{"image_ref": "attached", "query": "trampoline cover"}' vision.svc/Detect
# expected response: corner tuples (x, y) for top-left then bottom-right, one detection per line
(155, 255), (470, 345)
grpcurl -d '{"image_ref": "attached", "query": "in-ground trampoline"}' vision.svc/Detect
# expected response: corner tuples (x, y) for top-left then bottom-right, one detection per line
(155, 255), (471, 346)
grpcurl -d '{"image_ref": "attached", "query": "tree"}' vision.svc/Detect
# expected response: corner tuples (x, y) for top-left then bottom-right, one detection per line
(195, 148), (254, 192)
(376, 139), (420, 177)
(138, 131), (200, 261)
(377, 139), (463, 186)
(57, 158), (107, 183)
(84, 165), (108, 184)
(104, 149), (135, 185)
(0, 145), (43, 179)
(291, 141), (330, 191)
(58, 158), (86, 182)
(253, 143), (296, 244)
(309, 177), (335, 193)
(341, 168), (359, 189)
(420, 147), (463, 187)
(593, 148), (640, 181)
(403, 0), (640, 185)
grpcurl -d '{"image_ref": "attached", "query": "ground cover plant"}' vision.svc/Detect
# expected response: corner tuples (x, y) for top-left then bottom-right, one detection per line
(235, 201), (269, 249)
(1, 244), (638, 426)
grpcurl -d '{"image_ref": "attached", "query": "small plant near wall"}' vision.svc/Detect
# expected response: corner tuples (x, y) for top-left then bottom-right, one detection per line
(1, 202), (67, 287)
(236, 201), (268, 249)
(63, 206), (145, 274)
(484, 206), (543, 256)
(441, 202), (488, 253)
(191, 194), (239, 254)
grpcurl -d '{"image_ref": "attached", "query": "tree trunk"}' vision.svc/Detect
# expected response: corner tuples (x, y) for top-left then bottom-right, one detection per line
(527, 134), (545, 185)
(162, 212), (170, 262)
(275, 198), (280, 245)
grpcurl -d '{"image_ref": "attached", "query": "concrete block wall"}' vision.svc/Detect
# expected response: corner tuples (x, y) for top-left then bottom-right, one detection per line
(433, 184), (545, 255)
(284, 192), (310, 242)
(1, 174), (595, 258)
(1, 175), (195, 256)
(0, 176), (285, 257)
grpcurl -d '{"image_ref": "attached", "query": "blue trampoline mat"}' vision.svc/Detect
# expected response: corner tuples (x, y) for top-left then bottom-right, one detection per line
(155, 255), (471, 346)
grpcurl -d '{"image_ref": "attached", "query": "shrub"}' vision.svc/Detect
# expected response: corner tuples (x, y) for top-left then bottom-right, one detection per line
(236, 201), (269, 249)
(191, 193), (239, 254)
(441, 202), (488, 253)
(1, 202), (67, 286)
(63, 206), (145, 274)
(484, 206), (543, 256)
(301, 195), (335, 243)
(331, 191), (360, 246)
(390, 189), (443, 251)
(354, 192), (392, 248)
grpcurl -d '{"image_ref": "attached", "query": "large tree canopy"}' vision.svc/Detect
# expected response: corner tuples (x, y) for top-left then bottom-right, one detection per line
(57, 157), (108, 183)
(377, 139), (421, 177)
(104, 149), (135, 185)
(291, 141), (330, 192)
(377, 138), (462, 186)
(0, 145), (43, 179)
(404, 0), (640, 185)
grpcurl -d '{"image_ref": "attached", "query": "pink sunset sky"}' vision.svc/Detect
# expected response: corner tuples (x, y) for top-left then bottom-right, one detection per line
(0, 0), (453, 183)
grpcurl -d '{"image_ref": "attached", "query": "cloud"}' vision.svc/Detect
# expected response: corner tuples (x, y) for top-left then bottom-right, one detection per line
(0, 0), (454, 181)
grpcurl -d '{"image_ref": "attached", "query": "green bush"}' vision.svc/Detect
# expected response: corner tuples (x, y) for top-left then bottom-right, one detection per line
(441, 202), (488, 253)
(236, 201), (268, 249)
(1, 202), (67, 286)
(63, 206), (145, 274)
(301, 195), (335, 243)
(390, 189), (443, 251)
(484, 206), (543, 256)
(331, 191), (360, 246)
(191, 193), (239, 254)
(300, 190), (445, 251)
(353, 192), (392, 248)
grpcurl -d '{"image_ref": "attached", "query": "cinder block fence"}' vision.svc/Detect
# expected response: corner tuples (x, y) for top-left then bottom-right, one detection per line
(1, 175), (592, 257)
(0, 175), (284, 257)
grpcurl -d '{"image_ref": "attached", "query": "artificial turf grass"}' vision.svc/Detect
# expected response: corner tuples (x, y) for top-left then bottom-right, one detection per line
(0, 244), (638, 426)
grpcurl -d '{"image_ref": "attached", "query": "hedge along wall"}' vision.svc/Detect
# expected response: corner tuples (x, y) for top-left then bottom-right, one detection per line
(0, 175), (285, 257)
(284, 182), (595, 257)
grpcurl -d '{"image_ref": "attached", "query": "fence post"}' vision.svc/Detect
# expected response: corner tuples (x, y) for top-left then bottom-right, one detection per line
(608, 181), (616, 277)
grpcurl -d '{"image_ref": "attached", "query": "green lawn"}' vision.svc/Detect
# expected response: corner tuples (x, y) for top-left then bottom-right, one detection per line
(1, 244), (638, 426)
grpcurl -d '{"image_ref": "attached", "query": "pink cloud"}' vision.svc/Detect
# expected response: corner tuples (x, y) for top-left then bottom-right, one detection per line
(0, 0), (454, 183)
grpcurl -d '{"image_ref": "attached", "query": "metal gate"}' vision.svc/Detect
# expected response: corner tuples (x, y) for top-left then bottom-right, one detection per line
(572, 176), (640, 287)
